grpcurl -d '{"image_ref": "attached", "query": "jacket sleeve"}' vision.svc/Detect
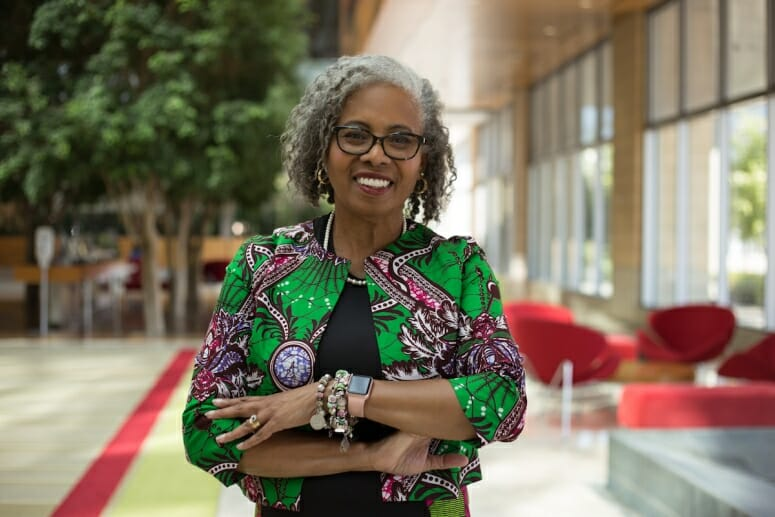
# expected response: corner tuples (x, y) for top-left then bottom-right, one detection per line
(181, 239), (262, 487)
(447, 241), (527, 446)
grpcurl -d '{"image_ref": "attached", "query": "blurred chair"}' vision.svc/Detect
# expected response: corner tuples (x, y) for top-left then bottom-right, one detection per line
(718, 334), (775, 381)
(202, 260), (230, 283)
(503, 300), (574, 326)
(511, 318), (621, 436)
(504, 300), (637, 360)
(636, 304), (735, 363)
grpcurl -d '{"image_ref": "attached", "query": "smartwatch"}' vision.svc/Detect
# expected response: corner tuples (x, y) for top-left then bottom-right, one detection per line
(347, 374), (374, 418)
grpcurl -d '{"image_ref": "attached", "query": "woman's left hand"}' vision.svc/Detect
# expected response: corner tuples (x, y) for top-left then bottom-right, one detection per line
(206, 384), (316, 450)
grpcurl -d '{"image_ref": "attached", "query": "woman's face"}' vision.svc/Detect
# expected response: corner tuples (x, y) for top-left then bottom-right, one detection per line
(325, 83), (423, 219)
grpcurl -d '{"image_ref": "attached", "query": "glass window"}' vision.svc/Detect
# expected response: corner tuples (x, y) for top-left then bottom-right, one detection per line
(655, 124), (679, 305)
(579, 52), (598, 145)
(599, 143), (613, 296)
(530, 85), (543, 161)
(601, 43), (614, 141)
(566, 154), (582, 288)
(527, 164), (540, 279)
(548, 75), (560, 155)
(552, 158), (568, 284)
(649, 1), (680, 121)
(727, 99), (767, 327)
(562, 65), (578, 151)
(684, 0), (719, 111)
(539, 162), (554, 280)
(579, 148), (598, 294)
(725, 0), (767, 100)
(686, 112), (721, 301)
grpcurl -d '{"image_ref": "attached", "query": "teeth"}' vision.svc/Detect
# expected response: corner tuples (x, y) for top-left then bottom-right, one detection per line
(356, 177), (390, 188)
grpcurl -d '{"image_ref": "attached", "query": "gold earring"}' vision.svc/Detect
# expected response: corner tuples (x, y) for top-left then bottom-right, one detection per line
(316, 167), (329, 187)
(415, 174), (428, 195)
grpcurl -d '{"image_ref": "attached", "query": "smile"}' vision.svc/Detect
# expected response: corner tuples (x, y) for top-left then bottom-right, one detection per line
(355, 177), (392, 189)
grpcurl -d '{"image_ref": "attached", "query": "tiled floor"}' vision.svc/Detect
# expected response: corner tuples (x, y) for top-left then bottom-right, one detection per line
(0, 333), (639, 516)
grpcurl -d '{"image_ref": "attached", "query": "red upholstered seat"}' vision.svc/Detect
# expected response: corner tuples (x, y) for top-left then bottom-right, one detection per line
(510, 318), (621, 385)
(605, 333), (638, 361)
(618, 383), (775, 428)
(637, 304), (735, 363)
(718, 334), (775, 381)
(503, 301), (574, 327)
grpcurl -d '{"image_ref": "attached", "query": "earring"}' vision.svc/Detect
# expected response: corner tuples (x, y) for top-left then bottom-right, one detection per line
(316, 167), (329, 188)
(414, 174), (428, 195)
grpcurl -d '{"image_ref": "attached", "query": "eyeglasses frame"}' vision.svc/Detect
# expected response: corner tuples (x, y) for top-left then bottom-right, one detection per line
(332, 125), (427, 161)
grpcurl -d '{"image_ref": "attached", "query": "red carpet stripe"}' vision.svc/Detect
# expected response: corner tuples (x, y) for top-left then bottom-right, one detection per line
(52, 348), (196, 517)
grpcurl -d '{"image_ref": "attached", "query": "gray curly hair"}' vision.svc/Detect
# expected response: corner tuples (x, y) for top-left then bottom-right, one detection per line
(280, 54), (456, 223)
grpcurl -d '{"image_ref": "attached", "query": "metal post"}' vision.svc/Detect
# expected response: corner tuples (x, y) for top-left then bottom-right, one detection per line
(561, 360), (573, 438)
(39, 266), (49, 336)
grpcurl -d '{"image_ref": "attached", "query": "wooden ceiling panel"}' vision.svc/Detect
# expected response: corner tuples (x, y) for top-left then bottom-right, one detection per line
(356, 0), (659, 110)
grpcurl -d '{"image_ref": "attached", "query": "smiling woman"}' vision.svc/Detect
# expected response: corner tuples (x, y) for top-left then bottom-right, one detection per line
(181, 55), (527, 517)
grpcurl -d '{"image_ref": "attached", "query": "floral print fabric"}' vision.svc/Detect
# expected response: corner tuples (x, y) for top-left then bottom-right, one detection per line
(182, 218), (526, 511)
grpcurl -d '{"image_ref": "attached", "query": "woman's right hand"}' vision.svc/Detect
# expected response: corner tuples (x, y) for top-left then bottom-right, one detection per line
(367, 431), (469, 476)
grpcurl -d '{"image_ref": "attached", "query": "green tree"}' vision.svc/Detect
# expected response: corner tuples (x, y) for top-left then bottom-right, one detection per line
(730, 123), (766, 244)
(2, 0), (308, 335)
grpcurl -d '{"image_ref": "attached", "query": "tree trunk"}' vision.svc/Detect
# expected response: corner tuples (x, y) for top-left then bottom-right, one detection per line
(170, 199), (193, 335)
(140, 189), (165, 337)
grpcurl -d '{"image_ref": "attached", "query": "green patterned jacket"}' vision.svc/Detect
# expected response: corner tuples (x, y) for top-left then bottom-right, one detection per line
(182, 217), (527, 511)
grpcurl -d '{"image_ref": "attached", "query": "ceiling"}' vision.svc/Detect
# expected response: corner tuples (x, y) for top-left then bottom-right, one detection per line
(361, 0), (659, 111)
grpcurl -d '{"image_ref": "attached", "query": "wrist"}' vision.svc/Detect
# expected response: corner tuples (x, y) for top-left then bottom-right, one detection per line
(350, 440), (378, 472)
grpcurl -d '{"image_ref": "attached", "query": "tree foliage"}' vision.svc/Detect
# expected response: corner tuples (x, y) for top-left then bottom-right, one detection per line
(730, 121), (766, 244)
(1, 0), (310, 334)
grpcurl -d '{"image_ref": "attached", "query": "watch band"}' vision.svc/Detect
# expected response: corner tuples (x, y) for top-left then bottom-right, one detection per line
(347, 374), (374, 418)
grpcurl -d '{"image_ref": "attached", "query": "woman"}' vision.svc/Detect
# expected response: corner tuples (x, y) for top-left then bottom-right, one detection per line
(182, 54), (526, 516)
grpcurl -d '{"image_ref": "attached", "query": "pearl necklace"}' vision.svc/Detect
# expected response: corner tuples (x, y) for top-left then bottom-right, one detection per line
(323, 211), (407, 286)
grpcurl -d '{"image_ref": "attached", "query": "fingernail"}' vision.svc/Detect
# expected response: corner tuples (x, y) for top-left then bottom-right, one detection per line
(205, 411), (214, 418)
(236, 442), (245, 450)
(212, 398), (223, 404)
(216, 434), (225, 443)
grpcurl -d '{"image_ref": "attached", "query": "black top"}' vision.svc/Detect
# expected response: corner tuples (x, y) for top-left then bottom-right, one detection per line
(261, 215), (429, 517)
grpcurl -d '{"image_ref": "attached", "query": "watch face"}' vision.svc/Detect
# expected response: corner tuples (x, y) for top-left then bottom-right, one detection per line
(348, 375), (372, 396)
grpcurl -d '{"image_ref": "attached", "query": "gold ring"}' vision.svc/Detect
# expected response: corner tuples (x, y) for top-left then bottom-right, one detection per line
(248, 414), (261, 430)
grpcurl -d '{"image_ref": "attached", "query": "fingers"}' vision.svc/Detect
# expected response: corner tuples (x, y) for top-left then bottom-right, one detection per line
(206, 398), (256, 420)
(426, 453), (469, 471)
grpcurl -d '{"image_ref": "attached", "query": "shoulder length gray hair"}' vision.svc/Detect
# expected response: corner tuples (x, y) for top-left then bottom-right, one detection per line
(280, 54), (456, 223)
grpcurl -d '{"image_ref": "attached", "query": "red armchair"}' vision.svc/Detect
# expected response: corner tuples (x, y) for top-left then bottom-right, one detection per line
(512, 318), (621, 385)
(503, 301), (574, 327)
(637, 304), (735, 363)
(510, 318), (621, 435)
(718, 334), (775, 381)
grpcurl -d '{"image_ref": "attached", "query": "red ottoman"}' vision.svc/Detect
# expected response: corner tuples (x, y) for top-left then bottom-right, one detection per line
(617, 382), (775, 428)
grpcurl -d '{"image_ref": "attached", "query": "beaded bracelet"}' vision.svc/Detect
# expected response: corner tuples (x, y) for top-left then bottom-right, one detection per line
(328, 369), (356, 451)
(309, 373), (332, 431)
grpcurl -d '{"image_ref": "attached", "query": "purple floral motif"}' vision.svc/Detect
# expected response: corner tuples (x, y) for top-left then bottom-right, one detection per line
(471, 313), (498, 340)
(458, 337), (523, 378)
(192, 309), (262, 401)
(191, 369), (217, 401)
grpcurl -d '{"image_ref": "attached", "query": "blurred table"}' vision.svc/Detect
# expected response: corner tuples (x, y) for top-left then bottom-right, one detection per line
(611, 359), (696, 383)
(14, 260), (134, 335)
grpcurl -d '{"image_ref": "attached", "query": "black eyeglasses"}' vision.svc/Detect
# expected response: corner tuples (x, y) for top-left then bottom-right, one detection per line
(332, 126), (426, 160)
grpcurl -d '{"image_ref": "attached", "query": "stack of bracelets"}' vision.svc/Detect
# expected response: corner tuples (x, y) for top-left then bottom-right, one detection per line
(309, 369), (358, 451)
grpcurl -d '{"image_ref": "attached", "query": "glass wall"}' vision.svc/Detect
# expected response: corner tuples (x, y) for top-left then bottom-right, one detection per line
(527, 42), (613, 297)
(643, 0), (773, 329)
(472, 106), (515, 274)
